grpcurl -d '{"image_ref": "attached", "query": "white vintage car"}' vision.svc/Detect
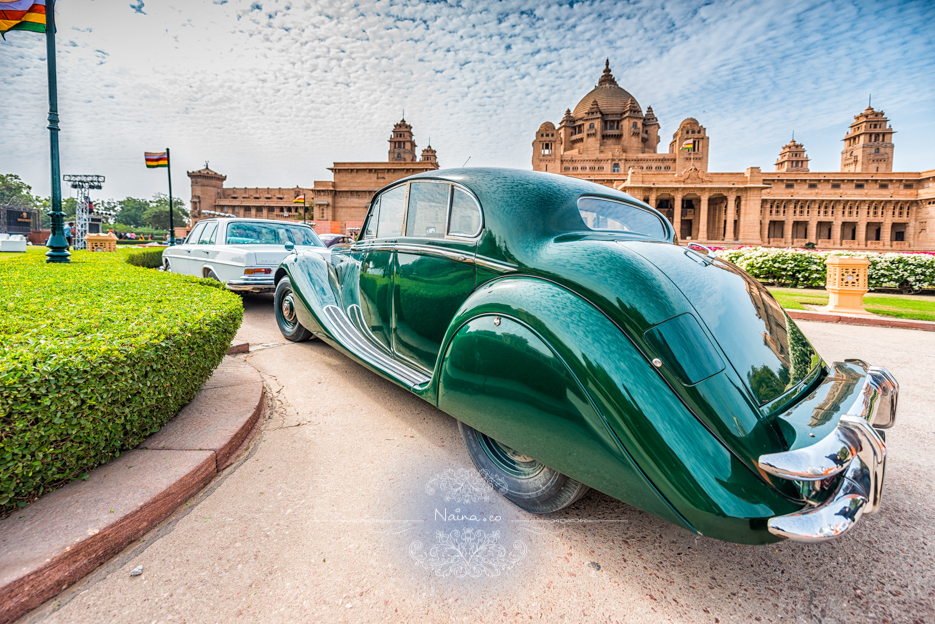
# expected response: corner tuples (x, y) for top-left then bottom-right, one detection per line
(162, 218), (330, 293)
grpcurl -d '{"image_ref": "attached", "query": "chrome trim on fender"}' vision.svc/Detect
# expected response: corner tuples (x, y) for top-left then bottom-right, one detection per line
(757, 365), (897, 542)
(474, 256), (518, 273)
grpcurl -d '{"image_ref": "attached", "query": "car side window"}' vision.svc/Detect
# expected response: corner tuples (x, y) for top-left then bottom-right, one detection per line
(448, 188), (482, 237)
(362, 198), (379, 240)
(375, 185), (406, 238)
(405, 182), (449, 238)
(199, 222), (218, 245)
(186, 222), (206, 244)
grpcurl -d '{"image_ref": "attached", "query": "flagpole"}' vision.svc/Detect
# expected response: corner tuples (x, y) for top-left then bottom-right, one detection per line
(44, 0), (69, 263)
(303, 194), (307, 225)
(166, 147), (175, 245)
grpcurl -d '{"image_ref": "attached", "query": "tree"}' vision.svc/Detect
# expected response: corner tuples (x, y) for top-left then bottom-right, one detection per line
(142, 193), (189, 231)
(0, 174), (39, 210)
(115, 197), (150, 228)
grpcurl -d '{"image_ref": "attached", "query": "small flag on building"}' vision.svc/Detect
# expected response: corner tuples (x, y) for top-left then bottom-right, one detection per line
(680, 140), (695, 151)
(0, 0), (46, 37)
(293, 195), (305, 203)
(144, 151), (169, 168)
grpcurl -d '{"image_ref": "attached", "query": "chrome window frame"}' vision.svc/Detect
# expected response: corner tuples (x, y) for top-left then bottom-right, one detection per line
(357, 179), (484, 247)
(576, 195), (670, 241)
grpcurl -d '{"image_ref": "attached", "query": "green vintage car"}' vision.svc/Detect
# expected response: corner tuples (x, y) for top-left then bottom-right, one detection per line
(273, 168), (898, 545)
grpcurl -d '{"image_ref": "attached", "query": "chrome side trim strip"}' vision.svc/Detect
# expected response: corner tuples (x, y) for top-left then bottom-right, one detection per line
(350, 243), (517, 273)
(323, 305), (429, 387)
(474, 256), (518, 273)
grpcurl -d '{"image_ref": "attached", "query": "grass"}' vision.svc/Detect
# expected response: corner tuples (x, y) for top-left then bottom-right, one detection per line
(768, 287), (935, 322)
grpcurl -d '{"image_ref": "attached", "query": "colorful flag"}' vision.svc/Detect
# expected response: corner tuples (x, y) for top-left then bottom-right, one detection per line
(680, 140), (695, 151)
(144, 151), (169, 168)
(0, 0), (46, 37)
(293, 195), (305, 203)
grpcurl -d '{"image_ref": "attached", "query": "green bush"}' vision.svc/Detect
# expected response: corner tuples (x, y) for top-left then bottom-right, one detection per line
(720, 247), (935, 292)
(126, 248), (166, 269)
(0, 250), (243, 515)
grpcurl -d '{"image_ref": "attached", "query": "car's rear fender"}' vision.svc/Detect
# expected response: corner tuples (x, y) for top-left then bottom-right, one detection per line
(431, 276), (802, 544)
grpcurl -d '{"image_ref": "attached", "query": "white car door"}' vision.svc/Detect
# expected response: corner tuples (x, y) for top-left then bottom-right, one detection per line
(192, 221), (220, 278)
(164, 221), (205, 275)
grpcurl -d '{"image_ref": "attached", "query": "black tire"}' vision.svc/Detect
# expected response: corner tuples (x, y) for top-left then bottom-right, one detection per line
(205, 268), (221, 281)
(163, 258), (171, 272)
(458, 421), (589, 514)
(274, 277), (313, 342)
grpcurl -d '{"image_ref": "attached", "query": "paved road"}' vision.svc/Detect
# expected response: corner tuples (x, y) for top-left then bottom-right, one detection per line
(28, 295), (935, 623)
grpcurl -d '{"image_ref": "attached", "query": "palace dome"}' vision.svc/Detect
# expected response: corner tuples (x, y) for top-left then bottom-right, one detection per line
(572, 60), (640, 118)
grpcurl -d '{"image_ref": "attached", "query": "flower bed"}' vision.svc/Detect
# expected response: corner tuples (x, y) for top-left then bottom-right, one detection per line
(0, 249), (243, 514)
(720, 247), (935, 292)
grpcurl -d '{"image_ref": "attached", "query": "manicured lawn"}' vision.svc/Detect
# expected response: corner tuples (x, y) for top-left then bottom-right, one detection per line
(768, 287), (935, 322)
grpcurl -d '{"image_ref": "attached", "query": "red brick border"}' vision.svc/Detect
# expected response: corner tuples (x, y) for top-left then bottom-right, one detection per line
(787, 309), (935, 332)
(0, 357), (264, 624)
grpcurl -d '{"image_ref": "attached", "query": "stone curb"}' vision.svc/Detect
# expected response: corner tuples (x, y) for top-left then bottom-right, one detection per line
(787, 309), (935, 332)
(0, 356), (264, 624)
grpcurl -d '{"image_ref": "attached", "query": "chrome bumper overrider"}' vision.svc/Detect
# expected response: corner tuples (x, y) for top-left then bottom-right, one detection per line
(757, 363), (898, 542)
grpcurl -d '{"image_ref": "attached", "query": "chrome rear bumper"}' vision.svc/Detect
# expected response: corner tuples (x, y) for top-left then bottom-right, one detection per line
(757, 364), (898, 542)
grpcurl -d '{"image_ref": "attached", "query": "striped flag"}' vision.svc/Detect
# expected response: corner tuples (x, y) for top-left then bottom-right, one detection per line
(144, 151), (169, 168)
(0, 0), (46, 37)
(680, 140), (695, 151)
(293, 195), (305, 203)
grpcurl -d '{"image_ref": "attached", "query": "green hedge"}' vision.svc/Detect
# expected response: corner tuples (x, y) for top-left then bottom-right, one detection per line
(720, 247), (935, 292)
(0, 250), (243, 514)
(126, 248), (166, 269)
(117, 240), (164, 246)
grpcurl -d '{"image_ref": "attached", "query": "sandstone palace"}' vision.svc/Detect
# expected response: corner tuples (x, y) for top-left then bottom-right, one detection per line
(533, 61), (935, 251)
(189, 61), (934, 251)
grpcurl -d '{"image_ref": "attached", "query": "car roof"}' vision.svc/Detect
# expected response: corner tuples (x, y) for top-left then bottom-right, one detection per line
(388, 167), (655, 241)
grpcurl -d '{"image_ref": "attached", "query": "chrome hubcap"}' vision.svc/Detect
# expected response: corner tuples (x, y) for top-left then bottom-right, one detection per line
(281, 293), (296, 323)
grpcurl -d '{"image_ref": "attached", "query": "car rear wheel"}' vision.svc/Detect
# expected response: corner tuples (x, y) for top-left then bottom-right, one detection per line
(274, 277), (312, 342)
(163, 258), (171, 272)
(458, 421), (589, 514)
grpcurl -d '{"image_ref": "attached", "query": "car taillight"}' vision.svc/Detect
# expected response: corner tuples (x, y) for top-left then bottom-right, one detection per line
(244, 267), (272, 275)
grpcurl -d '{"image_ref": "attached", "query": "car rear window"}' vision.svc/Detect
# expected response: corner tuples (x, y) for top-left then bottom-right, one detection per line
(226, 222), (324, 247)
(577, 197), (667, 240)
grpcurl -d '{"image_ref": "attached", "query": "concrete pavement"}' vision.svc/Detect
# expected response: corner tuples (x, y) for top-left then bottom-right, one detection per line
(23, 293), (935, 623)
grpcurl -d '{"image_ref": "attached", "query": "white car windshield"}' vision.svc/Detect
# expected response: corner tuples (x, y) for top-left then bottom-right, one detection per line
(226, 222), (324, 247)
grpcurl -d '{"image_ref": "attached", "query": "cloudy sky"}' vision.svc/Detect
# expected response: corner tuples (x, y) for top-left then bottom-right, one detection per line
(2, 0), (934, 202)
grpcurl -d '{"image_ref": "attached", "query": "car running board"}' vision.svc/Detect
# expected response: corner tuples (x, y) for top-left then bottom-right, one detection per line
(323, 304), (431, 388)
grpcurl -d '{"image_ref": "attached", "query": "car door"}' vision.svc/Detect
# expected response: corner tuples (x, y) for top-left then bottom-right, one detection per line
(167, 221), (205, 275)
(392, 181), (482, 374)
(193, 220), (219, 277)
(353, 184), (407, 353)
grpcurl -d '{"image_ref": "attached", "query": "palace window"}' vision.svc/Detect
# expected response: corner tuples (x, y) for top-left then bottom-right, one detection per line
(831, 183), (841, 189)
(589, 123), (595, 130)
(808, 183), (817, 189)
(664, 166), (670, 171)
(785, 183), (794, 189)
(541, 143), (552, 155)
(879, 183), (889, 189)
(904, 183), (914, 189)
(612, 163), (620, 173)
(855, 183), (865, 189)
(874, 148), (880, 153)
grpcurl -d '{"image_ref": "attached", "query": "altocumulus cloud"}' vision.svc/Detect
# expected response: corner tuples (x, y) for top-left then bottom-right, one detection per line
(1, 0), (933, 200)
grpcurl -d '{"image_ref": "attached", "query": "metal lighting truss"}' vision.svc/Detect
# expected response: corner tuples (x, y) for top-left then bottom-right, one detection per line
(62, 174), (104, 250)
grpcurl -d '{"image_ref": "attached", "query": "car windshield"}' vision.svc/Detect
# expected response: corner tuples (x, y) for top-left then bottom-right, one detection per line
(226, 222), (324, 247)
(577, 197), (667, 240)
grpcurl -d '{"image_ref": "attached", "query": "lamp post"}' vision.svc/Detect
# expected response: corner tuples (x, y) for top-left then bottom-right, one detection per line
(44, 0), (69, 263)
